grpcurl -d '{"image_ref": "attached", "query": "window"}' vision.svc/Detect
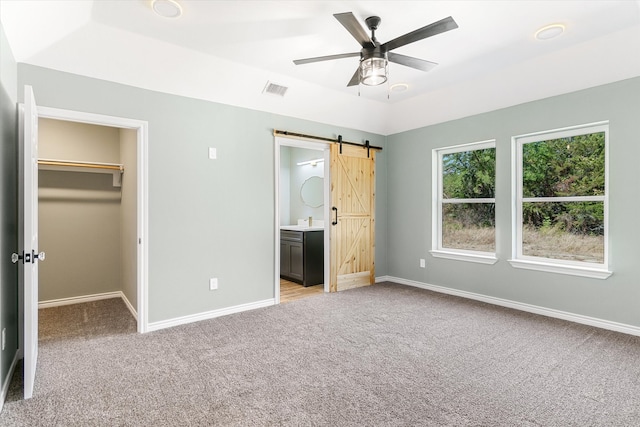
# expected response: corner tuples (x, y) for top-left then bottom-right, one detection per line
(510, 122), (611, 278)
(431, 140), (497, 264)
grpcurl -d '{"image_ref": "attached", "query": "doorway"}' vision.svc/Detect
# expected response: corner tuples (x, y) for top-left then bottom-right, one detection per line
(274, 136), (330, 304)
(37, 118), (138, 325)
(33, 106), (148, 333)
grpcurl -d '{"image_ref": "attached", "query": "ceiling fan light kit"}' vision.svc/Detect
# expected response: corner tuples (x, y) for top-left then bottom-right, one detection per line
(360, 56), (388, 86)
(293, 12), (458, 89)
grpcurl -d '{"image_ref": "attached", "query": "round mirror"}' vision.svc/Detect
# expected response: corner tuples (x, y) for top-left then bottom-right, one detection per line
(300, 176), (324, 208)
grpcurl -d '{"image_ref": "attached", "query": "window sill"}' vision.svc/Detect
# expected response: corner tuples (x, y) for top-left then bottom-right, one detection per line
(508, 259), (612, 279)
(430, 250), (498, 265)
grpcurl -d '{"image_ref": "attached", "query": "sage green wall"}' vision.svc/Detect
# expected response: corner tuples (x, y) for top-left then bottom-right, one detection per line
(386, 76), (640, 327)
(18, 64), (387, 323)
(0, 22), (18, 399)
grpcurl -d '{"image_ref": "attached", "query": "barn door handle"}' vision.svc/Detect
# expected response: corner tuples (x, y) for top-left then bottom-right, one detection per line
(332, 207), (338, 225)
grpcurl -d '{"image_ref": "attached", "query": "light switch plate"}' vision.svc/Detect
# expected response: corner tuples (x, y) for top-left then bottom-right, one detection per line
(209, 278), (218, 290)
(209, 147), (217, 160)
(420, 259), (426, 268)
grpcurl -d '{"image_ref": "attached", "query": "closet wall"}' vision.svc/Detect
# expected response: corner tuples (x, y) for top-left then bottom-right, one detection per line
(38, 119), (136, 306)
(119, 128), (137, 308)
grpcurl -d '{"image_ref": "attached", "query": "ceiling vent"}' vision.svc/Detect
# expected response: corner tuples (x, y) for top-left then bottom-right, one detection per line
(263, 81), (288, 97)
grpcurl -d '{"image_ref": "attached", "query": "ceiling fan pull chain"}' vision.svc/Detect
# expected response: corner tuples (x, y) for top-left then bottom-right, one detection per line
(387, 64), (391, 100)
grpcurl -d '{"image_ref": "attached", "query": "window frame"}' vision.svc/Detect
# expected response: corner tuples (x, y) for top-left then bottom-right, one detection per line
(509, 121), (611, 279)
(431, 139), (498, 264)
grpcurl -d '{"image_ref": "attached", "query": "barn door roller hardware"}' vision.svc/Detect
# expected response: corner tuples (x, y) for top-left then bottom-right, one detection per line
(274, 130), (382, 155)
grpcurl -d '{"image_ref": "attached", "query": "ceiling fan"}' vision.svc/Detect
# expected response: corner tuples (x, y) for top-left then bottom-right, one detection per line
(293, 12), (458, 87)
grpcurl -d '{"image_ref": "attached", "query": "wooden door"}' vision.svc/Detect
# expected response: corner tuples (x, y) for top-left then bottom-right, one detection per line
(330, 143), (376, 292)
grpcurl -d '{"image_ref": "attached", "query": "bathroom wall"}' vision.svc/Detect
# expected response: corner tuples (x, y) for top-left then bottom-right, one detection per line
(288, 146), (325, 224)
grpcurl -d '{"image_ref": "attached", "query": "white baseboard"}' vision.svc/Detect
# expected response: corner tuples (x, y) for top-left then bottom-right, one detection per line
(39, 291), (123, 309)
(39, 291), (138, 321)
(0, 351), (20, 413)
(146, 298), (276, 332)
(119, 293), (138, 321)
(377, 275), (640, 337)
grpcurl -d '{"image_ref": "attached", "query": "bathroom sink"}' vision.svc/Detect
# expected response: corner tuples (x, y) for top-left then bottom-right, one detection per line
(280, 225), (324, 231)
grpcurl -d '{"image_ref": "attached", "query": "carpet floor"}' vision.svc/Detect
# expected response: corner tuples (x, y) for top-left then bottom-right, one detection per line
(2, 282), (640, 426)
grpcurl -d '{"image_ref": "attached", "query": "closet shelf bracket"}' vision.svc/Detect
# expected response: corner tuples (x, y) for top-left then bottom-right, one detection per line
(37, 159), (125, 187)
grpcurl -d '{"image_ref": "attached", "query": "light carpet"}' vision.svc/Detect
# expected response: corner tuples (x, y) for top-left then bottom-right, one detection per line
(2, 282), (640, 426)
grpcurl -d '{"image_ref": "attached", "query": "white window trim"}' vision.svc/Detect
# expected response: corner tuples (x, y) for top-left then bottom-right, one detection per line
(509, 121), (611, 279)
(431, 139), (497, 264)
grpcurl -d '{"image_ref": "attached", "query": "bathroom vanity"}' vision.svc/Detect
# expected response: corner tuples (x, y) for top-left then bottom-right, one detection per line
(280, 226), (324, 287)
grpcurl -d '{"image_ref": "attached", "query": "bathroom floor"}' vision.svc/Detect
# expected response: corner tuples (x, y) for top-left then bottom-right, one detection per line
(280, 279), (324, 303)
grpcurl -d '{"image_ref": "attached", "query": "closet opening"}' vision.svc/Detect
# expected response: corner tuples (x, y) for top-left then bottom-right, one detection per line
(34, 107), (148, 333)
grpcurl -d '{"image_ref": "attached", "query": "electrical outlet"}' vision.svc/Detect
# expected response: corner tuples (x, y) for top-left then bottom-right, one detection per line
(209, 278), (218, 290)
(420, 259), (426, 268)
(208, 147), (217, 160)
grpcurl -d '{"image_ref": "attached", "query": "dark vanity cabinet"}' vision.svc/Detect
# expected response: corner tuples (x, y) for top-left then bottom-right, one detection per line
(280, 229), (324, 287)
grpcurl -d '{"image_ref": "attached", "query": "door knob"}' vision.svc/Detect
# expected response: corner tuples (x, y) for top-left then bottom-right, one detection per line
(11, 253), (21, 264)
(33, 251), (46, 262)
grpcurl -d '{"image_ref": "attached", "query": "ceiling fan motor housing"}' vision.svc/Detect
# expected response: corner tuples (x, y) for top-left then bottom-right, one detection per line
(360, 47), (387, 61)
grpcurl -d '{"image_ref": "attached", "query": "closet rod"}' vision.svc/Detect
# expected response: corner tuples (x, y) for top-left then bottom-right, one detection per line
(37, 160), (123, 171)
(273, 130), (382, 151)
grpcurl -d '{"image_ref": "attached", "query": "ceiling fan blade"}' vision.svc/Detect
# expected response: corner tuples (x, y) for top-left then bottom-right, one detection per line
(382, 16), (458, 52)
(334, 12), (375, 48)
(347, 67), (361, 87)
(293, 52), (360, 65)
(388, 52), (438, 72)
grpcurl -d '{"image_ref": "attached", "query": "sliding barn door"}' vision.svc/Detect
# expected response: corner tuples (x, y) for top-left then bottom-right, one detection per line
(330, 143), (376, 292)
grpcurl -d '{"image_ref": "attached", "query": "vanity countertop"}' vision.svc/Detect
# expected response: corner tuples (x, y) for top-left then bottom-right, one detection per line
(280, 225), (325, 232)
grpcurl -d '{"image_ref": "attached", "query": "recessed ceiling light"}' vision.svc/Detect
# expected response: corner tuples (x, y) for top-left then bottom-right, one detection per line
(535, 24), (565, 40)
(390, 83), (409, 93)
(152, 0), (182, 19)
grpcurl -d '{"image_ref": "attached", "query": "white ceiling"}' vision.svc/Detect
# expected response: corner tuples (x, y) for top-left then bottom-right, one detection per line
(2, 0), (640, 135)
